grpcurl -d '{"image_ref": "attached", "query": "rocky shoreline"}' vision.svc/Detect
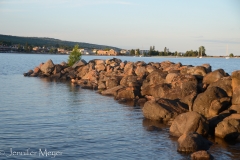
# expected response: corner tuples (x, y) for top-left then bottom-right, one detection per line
(24, 58), (240, 159)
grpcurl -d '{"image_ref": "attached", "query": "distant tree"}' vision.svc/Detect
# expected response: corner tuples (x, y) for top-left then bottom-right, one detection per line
(174, 51), (178, 56)
(104, 48), (110, 51)
(136, 49), (140, 56)
(55, 44), (60, 48)
(164, 47), (167, 55)
(199, 46), (206, 56)
(130, 49), (135, 56)
(24, 42), (29, 52)
(229, 53), (234, 57)
(67, 45), (81, 66)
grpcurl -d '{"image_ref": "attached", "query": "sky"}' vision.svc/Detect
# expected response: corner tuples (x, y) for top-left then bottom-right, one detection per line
(0, 0), (239, 56)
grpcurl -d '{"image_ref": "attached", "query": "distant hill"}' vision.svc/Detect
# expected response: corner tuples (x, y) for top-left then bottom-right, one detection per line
(0, 34), (121, 50)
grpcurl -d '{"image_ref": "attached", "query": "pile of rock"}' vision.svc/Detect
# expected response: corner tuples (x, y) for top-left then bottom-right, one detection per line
(24, 58), (240, 157)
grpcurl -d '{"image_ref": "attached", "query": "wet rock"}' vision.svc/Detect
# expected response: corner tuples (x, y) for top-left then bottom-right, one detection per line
(191, 150), (213, 160)
(40, 59), (55, 75)
(170, 111), (209, 137)
(115, 87), (136, 100)
(98, 81), (106, 90)
(215, 114), (240, 140)
(142, 99), (188, 122)
(137, 98), (147, 107)
(193, 86), (231, 118)
(177, 132), (212, 152)
(101, 85), (124, 96)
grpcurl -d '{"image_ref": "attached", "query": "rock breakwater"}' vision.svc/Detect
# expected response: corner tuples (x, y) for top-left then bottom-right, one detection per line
(24, 58), (240, 156)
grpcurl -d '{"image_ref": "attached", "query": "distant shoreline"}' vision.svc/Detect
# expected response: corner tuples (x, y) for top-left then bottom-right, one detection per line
(0, 52), (239, 58)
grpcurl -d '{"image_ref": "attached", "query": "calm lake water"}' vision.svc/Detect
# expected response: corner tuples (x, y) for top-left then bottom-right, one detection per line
(0, 53), (240, 160)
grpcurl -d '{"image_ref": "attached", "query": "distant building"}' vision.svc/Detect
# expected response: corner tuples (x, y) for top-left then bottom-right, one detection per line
(78, 48), (94, 55)
(108, 49), (118, 56)
(32, 47), (39, 51)
(57, 48), (68, 54)
(97, 50), (109, 55)
(97, 49), (118, 56)
(120, 49), (129, 55)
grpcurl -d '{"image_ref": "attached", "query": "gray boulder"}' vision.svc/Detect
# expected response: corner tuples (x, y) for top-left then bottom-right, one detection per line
(177, 132), (212, 152)
(170, 111), (209, 137)
(40, 59), (55, 75)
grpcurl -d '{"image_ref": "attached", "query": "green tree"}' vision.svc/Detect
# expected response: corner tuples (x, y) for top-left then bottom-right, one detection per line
(229, 53), (234, 57)
(199, 46), (206, 56)
(67, 45), (81, 66)
(130, 49), (135, 56)
(24, 42), (29, 52)
(136, 49), (140, 56)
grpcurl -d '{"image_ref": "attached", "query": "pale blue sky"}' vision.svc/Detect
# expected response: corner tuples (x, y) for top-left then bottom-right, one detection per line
(0, 0), (239, 55)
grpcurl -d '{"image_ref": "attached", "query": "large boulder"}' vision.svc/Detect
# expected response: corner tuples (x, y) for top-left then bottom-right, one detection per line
(208, 76), (232, 97)
(72, 59), (87, 69)
(124, 62), (134, 75)
(81, 70), (98, 84)
(52, 64), (63, 75)
(105, 76), (120, 89)
(187, 66), (207, 77)
(95, 63), (106, 72)
(142, 74), (198, 109)
(191, 150), (213, 160)
(115, 87), (136, 100)
(120, 75), (139, 87)
(232, 86), (240, 105)
(135, 65), (146, 78)
(208, 111), (232, 135)
(229, 105), (240, 113)
(141, 70), (168, 95)
(192, 86), (231, 117)
(170, 111), (209, 137)
(40, 59), (55, 75)
(202, 69), (228, 85)
(77, 65), (89, 78)
(101, 85), (124, 96)
(215, 114), (240, 140)
(142, 99), (188, 122)
(146, 65), (156, 73)
(177, 132), (212, 152)
(231, 70), (240, 91)
(165, 73), (179, 83)
(202, 64), (212, 73)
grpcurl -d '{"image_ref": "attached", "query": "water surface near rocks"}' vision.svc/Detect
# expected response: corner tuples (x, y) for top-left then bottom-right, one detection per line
(0, 53), (240, 159)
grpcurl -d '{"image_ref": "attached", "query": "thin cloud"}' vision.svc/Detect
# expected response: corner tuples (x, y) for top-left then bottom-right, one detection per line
(199, 39), (240, 44)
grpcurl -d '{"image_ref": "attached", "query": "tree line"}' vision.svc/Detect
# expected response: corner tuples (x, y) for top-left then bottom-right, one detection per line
(129, 46), (208, 57)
